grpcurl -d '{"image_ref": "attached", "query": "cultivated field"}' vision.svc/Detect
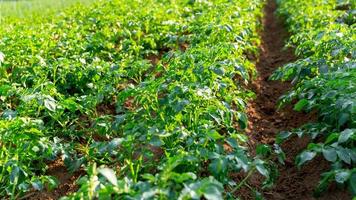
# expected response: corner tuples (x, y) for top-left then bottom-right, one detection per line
(0, 0), (354, 199)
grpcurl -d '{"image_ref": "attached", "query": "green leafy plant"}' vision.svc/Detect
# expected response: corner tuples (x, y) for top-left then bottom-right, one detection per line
(273, 0), (356, 197)
(0, 0), (275, 199)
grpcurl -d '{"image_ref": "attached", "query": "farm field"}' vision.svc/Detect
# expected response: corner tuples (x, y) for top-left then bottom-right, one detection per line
(0, 0), (96, 19)
(0, 0), (355, 199)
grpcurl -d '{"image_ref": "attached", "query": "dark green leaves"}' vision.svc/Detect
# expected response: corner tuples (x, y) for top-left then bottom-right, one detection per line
(348, 171), (356, 196)
(322, 147), (337, 162)
(45, 176), (59, 190)
(237, 112), (248, 129)
(0, 0), (268, 199)
(32, 180), (44, 191)
(296, 151), (316, 167)
(209, 157), (228, 178)
(338, 113), (350, 128)
(256, 144), (271, 157)
(335, 170), (350, 184)
(276, 131), (292, 144)
(212, 67), (225, 76)
(203, 182), (224, 200)
(172, 99), (190, 113)
(2, 109), (17, 120)
(10, 166), (21, 184)
(338, 129), (354, 144)
(180, 177), (224, 200)
(256, 163), (269, 178)
(336, 147), (351, 164)
(275, 0), (356, 196)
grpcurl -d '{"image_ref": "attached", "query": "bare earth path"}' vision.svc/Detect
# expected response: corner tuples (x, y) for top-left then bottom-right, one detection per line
(246, 0), (351, 199)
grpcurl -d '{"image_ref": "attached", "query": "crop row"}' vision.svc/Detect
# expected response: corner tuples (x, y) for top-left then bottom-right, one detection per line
(0, 0), (273, 199)
(273, 0), (355, 196)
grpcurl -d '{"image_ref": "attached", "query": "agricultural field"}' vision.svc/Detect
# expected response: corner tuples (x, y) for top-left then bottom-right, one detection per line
(0, 0), (355, 199)
(0, 0), (96, 19)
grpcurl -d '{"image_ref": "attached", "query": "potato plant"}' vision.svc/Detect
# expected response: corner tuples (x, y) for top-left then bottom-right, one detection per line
(272, 0), (356, 197)
(0, 0), (278, 199)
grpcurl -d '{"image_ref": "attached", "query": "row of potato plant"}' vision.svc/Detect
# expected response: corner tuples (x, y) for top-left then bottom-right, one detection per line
(0, 0), (278, 199)
(272, 0), (355, 197)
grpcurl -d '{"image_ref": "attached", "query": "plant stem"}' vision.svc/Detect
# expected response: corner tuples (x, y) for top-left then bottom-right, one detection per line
(230, 167), (256, 194)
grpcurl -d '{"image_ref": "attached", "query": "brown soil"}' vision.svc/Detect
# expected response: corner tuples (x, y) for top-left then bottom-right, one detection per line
(245, 0), (351, 199)
(24, 159), (82, 200)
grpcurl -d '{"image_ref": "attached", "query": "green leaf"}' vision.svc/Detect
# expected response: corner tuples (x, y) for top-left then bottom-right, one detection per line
(64, 156), (84, 173)
(203, 185), (222, 200)
(2, 109), (17, 120)
(322, 147), (337, 162)
(237, 112), (248, 129)
(349, 148), (356, 163)
(337, 147), (351, 164)
(173, 99), (189, 112)
(338, 113), (350, 127)
(318, 64), (328, 74)
(256, 144), (271, 157)
(338, 129), (354, 144)
(294, 99), (308, 111)
(212, 67), (225, 76)
(316, 171), (334, 196)
(335, 170), (350, 184)
(32, 146), (40, 152)
(325, 133), (339, 144)
(348, 172), (356, 196)
(234, 151), (250, 172)
(46, 176), (59, 190)
(209, 158), (227, 177)
(61, 98), (79, 112)
(276, 131), (292, 144)
(98, 167), (117, 186)
(142, 173), (155, 182)
(274, 144), (286, 165)
(149, 136), (164, 147)
(44, 98), (57, 112)
(201, 178), (223, 200)
(207, 130), (223, 140)
(226, 138), (239, 149)
(256, 163), (269, 177)
(0, 85), (12, 96)
(10, 166), (20, 183)
(32, 180), (44, 191)
(296, 151), (316, 167)
(307, 143), (322, 152)
(170, 172), (197, 183)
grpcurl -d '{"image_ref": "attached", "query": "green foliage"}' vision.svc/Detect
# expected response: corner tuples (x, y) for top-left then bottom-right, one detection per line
(274, 0), (356, 196)
(0, 0), (96, 19)
(0, 0), (274, 199)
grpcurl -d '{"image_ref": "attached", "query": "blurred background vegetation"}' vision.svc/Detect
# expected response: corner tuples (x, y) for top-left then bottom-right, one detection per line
(0, 0), (96, 19)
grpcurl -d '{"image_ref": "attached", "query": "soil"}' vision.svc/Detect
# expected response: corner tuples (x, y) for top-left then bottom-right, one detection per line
(24, 159), (82, 200)
(244, 0), (351, 199)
